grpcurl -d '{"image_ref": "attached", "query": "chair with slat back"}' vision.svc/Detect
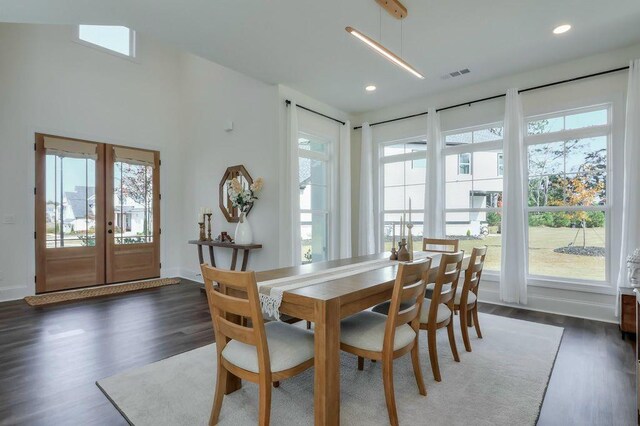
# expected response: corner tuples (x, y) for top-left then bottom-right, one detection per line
(422, 237), (459, 253)
(454, 246), (488, 352)
(340, 259), (432, 426)
(201, 264), (315, 426)
(419, 251), (464, 382)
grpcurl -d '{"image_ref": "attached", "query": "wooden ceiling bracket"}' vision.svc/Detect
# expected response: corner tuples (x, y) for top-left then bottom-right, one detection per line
(376, 0), (408, 19)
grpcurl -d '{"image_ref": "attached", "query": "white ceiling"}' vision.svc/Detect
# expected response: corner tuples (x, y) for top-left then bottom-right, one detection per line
(1, 0), (640, 113)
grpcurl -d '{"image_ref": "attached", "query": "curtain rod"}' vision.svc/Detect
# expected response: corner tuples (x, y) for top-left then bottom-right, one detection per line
(285, 100), (346, 125)
(353, 65), (630, 130)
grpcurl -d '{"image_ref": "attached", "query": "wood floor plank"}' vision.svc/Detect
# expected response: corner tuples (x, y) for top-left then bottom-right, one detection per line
(0, 282), (634, 425)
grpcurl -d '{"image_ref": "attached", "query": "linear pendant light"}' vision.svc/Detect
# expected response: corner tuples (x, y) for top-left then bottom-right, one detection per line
(346, 26), (424, 79)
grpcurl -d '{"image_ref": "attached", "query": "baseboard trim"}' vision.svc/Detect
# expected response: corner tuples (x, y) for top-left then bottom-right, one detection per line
(479, 288), (617, 324)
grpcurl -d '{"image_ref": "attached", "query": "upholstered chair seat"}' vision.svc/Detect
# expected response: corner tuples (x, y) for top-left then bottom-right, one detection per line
(420, 299), (452, 324)
(222, 322), (314, 373)
(373, 299), (452, 325)
(454, 288), (477, 305)
(340, 311), (416, 352)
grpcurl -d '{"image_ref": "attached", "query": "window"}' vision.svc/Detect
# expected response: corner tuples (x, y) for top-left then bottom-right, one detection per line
(380, 139), (427, 251)
(299, 135), (331, 264)
(444, 123), (504, 271)
(526, 106), (609, 283)
(78, 25), (135, 57)
(458, 153), (471, 175)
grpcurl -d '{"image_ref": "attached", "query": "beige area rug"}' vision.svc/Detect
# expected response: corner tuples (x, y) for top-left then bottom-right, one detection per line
(97, 313), (563, 425)
(24, 278), (181, 306)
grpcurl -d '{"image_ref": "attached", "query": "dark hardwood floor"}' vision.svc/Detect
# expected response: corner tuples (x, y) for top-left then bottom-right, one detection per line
(0, 281), (635, 425)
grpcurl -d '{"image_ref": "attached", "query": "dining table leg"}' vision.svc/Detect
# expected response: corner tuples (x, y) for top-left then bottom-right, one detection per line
(313, 298), (341, 425)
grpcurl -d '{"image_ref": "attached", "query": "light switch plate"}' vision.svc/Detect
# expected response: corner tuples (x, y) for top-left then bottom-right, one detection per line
(3, 214), (15, 224)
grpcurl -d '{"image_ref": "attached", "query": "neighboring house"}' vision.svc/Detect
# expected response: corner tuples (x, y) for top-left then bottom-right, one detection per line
(64, 186), (96, 232)
(113, 193), (150, 237)
(445, 151), (502, 235)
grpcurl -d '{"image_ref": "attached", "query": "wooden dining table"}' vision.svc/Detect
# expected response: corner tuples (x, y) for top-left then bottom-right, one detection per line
(223, 251), (470, 425)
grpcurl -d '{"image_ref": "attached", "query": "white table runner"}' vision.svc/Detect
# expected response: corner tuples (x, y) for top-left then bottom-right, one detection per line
(258, 252), (433, 320)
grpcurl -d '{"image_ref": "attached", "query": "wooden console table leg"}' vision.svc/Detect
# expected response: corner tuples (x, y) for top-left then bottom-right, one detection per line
(197, 245), (204, 265)
(208, 245), (216, 267)
(241, 249), (251, 271)
(230, 248), (239, 270)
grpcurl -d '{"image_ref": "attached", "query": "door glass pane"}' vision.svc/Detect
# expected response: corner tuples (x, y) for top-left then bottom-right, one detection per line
(114, 162), (153, 244)
(45, 155), (96, 248)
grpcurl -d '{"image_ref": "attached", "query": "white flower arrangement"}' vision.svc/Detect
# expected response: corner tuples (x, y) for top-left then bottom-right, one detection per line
(228, 177), (264, 213)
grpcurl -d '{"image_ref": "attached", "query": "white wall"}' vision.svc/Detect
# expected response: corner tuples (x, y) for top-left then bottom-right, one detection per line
(352, 43), (640, 322)
(0, 23), (351, 300)
(0, 23), (185, 300)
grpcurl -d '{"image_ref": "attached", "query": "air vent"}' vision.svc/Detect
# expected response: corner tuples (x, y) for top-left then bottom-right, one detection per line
(441, 68), (471, 80)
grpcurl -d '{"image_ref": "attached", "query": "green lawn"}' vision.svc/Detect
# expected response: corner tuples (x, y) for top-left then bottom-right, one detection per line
(302, 226), (605, 281)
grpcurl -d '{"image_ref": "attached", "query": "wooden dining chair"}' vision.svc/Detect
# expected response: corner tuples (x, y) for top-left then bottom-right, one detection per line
(422, 237), (459, 253)
(454, 246), (488, 352)
(340, 259), (432, 426)
(201, 264), (315, 426)
(419, 251), (464, 382)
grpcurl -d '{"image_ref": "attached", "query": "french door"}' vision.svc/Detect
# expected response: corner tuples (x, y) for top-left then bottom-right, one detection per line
(35, 134), (160, 293)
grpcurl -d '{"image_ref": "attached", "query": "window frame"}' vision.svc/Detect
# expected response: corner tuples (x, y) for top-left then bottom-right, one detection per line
(75, 25), (137, 60)
(524, 104), (612, 290)
(298, 131), (334, 264)
(442, 122), (504, 273)
(378, 136), (427, 250)
(457, 152), (472, 175)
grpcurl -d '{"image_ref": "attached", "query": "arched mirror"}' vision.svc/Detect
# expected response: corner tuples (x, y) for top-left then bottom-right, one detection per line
(219, 165), (253, 222)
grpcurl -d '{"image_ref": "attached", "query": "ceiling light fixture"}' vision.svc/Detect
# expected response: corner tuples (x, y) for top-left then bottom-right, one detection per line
(346, 26), (425, 79)
(553, 24), (571, 35)
(365, 85), (377, 91)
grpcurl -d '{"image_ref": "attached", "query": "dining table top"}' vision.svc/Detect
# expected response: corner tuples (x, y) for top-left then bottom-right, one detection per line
(255, 251), (469, 304)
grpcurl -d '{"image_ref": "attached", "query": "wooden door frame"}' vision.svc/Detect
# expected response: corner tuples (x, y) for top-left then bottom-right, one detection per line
(34, 133), (106, 293)
(35, 134), (161, 293)
(105, 145), (161, 284)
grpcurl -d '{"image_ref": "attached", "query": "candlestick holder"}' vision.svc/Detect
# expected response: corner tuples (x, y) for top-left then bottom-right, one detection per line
(397, 238), (410, 262)
(406, 223), (414, 261)
(205, 213), (213, 241)
(389, 247), (398, 260)
(198, 222), (206, 241)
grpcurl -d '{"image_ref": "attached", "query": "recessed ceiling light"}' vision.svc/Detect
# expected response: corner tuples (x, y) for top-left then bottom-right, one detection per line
(553, 24), (571, 35)
(365, 85), (377, 92)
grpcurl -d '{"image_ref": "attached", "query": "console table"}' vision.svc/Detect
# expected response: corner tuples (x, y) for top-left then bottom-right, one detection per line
(188, 240), (263, 291)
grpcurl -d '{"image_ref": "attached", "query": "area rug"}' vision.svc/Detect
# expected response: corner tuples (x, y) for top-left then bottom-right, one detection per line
(97, 313), (563, 426)
(24, 278), (181, 306)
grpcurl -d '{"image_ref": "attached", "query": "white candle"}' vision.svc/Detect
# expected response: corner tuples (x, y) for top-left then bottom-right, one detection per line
(198, 213), (203, 223)
(408, 197), (412, 224)
(392, 221), (395, 248)
(402, 213), (406, 239)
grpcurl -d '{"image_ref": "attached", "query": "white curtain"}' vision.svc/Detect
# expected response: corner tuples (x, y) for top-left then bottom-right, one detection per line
(500, 89), (528, 304)
(424, 108), (445, 239)
(358, 123), (376, 255)
(616, 59), (640, 311)
(280, 102), (302, 266)
(339, 120), (352, 258)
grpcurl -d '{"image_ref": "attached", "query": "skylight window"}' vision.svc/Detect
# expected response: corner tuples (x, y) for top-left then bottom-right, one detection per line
(78, 25), (135, 57)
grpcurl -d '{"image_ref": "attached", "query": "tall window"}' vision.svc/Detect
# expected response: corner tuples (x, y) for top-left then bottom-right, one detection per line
(78, 25), (135, 57)
(526, 106), (609, 283)
(299, 135), (331, 264)
(443, 124), (503, 271)
(380, 139), (427, 250)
